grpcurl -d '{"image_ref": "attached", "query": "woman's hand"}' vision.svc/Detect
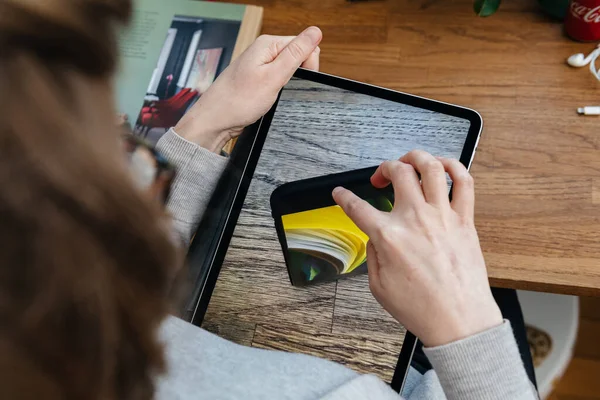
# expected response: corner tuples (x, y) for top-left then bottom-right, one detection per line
(175, 26), (322, 153)
(332, 150), (502, 347)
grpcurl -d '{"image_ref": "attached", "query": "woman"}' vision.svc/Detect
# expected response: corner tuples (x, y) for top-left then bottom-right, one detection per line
(0, 0), (537, 399)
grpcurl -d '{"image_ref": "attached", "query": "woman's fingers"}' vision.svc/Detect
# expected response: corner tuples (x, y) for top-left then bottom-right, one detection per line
(400, 150), (449, 207)
(273, 27), (322, 82)
(438, 157), (475, 219)
(371, 160), (424, 208)
(301, 46), (320, 71)
(332, 186), (384, 237)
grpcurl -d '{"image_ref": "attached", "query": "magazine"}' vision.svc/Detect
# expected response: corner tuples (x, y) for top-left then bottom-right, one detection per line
(116, 0), (259, 146)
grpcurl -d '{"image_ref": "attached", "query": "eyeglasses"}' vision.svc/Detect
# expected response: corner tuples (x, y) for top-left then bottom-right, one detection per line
(122, 134), (176, 205)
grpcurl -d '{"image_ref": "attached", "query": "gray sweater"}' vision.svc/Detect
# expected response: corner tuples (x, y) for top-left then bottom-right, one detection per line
(155, 128), (538, 400)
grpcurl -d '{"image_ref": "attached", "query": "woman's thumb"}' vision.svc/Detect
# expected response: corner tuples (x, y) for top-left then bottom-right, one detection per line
(273, 26), (322, 80)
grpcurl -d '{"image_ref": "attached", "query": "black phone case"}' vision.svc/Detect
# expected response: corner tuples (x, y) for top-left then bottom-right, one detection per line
(270, 166), (393, 287)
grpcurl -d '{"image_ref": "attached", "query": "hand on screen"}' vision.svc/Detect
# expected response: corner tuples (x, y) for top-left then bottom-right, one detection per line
(332, 150), (502, 348)
(174, 26), (322, 153)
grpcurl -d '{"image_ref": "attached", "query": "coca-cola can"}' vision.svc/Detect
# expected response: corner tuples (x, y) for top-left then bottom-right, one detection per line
(565, 0), (600, 41)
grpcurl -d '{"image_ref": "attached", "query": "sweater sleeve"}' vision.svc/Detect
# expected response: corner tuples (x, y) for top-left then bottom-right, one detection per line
(156, 128), (229, 245)
(423, 320), (538, 400)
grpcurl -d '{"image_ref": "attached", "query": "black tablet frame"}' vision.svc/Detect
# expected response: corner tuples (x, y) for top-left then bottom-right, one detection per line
(185, 68), (482, 394)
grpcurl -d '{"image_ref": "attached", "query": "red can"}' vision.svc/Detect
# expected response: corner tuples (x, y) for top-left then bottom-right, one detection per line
(565, 0), (600, 41)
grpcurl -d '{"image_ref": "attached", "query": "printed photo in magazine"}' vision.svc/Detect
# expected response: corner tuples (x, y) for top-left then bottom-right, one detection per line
(133, 16), (231, 144)
(116, 0), (255, 146)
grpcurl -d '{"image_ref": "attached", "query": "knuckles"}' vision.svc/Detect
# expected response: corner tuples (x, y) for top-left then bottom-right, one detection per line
(266, 40), (282, 61)
(255, 34), (273, 45)
(387, 160), (415, 179)
(457, 214), (475, 228)
(457, 172), (474, 188)
(343, 197), (365, 218)
(284, 40), (306, 62)
(373, 224), (402, 247)
(424, 159), (445, 175)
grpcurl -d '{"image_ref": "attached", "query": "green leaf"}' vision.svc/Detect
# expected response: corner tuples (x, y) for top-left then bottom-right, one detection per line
(474, 0), (501, 17)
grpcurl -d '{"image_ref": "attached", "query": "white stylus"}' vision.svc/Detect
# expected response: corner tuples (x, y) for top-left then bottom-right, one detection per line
(577, 106), (600, 115)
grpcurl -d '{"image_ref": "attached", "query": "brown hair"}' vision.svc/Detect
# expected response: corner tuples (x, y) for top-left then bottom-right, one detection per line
(0, 0), (178, 398)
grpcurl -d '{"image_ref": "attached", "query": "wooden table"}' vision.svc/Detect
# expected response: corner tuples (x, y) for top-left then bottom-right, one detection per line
(203, 0), (600, 382)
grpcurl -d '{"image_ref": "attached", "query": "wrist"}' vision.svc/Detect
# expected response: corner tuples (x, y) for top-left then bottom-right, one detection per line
(174, 109), (231, 154)
(421, 302), (503, 348)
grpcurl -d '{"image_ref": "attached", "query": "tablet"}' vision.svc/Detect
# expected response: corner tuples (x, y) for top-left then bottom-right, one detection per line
(187, 68), (482, 394)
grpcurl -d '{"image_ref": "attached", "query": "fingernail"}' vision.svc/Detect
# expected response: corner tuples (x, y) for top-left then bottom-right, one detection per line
(332, 186), (344, 196)
(300, 26), (322, 45)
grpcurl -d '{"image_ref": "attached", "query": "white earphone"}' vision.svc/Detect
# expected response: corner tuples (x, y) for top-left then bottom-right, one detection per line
(567, 44), (600, 81)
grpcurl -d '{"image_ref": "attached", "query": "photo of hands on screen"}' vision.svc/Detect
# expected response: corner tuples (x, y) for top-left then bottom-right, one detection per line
(282, 192), (393, 286)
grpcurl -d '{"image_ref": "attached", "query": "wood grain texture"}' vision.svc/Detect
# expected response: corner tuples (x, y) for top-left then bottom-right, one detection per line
(252, 324), (404, 381)
(204, 0), (600, 387)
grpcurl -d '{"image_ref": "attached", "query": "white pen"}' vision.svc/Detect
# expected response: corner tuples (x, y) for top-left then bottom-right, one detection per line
(577, 106), (600, 115)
